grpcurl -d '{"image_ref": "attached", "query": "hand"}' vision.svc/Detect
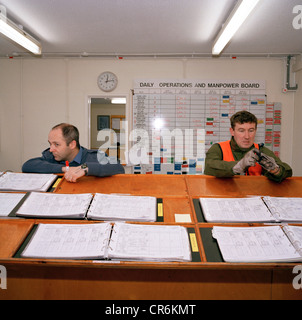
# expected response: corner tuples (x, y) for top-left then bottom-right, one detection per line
(232, 149), (259, 174)
(64, 166), (86, 182)
(257, 153), (280, 174)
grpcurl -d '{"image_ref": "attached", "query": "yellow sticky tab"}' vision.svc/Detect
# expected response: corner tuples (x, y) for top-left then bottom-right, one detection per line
(52, 178), (62, 189)
(158, 203), (163, 217)
(189, 233), (198, 252)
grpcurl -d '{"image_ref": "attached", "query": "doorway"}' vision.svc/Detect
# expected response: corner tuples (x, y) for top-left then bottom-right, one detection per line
(89, 97), (126, 163)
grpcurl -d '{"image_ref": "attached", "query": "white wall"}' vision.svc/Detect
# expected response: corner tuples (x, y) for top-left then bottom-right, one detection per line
(0, 57), (300, 175)
(293, 55), (302, 176)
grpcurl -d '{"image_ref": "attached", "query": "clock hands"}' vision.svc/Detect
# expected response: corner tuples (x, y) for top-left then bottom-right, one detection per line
(105, 75), (114, 83)
(98, 72), (117, 91)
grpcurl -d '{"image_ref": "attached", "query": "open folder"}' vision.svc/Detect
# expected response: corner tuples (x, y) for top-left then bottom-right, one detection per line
(15, 192), (157, 222)
(212, 225), (302, 263)
(199, 196), (302, 223)
(0, 172), (57, 192)
(20, 222), (192, 262)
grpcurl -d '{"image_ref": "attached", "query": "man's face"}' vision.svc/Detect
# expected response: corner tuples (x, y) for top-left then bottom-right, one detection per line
(230, 122), (257, 149)
(48, 128), (73, 161)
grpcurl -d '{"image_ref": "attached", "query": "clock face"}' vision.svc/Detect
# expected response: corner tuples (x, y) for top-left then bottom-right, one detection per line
(97, 72), (118, 92)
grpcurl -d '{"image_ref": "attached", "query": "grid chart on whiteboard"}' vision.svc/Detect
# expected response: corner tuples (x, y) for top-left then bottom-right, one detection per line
(132, 79), (280, 175)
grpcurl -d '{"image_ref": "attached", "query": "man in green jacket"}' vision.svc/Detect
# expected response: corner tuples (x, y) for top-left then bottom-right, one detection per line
(204, 111), (292, 182)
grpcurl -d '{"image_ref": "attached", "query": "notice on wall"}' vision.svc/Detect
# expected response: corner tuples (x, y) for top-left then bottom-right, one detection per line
(132, 79), (279, 175)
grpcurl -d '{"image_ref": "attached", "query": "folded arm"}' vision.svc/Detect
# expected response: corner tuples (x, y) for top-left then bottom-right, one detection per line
(22, 149), (125, 179)
(22, 157), (64, 174)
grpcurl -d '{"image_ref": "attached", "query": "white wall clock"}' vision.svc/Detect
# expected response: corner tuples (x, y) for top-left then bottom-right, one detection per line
(97, 71), (118, 92)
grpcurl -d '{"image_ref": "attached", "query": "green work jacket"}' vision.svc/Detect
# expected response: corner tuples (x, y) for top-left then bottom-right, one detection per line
(204, 138), (292, 183)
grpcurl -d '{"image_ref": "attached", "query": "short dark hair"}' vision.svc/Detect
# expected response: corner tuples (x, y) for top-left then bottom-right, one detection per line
(230, 111), (258, 129)
(52, 123), (80, 148)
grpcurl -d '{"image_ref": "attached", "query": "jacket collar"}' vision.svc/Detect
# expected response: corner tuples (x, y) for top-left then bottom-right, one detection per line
(230, 137), (255, 152)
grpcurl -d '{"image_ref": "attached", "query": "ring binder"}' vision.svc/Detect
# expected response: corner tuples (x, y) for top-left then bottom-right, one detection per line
(15, 192), (94, 219)
(20, 222), (192, 262)
(87, 193), (157, 222)
(263, 197), (302, 222)
(0, 172), (57, 192)
(198, 196), (302, 223)
(11, 192), (159, 222)
(212, 225), (302, 263)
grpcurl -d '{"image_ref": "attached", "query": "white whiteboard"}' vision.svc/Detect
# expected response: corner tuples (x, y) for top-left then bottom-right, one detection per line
(132, 79), (279, 175)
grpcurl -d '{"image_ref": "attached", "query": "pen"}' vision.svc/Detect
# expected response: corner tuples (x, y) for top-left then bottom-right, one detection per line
(65, 161), (69, 171)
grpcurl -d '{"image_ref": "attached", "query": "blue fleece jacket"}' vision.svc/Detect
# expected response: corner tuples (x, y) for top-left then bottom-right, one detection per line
(22, 147), (124, 177)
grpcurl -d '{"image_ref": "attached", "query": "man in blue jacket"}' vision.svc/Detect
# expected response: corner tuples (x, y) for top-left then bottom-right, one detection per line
(22, 123), (124, 182)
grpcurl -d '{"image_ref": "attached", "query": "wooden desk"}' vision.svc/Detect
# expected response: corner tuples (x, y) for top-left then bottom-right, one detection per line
(1, 175), (302, 300)
(0, 220), (34, 257)
(185, 175), (302, 197)
(55, 174), (188, 197)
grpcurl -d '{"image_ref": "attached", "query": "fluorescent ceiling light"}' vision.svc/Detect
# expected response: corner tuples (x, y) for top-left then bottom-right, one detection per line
(0, 10), (41, 55)
(212, 0), (261, 56)
(111, 98), (126, 104)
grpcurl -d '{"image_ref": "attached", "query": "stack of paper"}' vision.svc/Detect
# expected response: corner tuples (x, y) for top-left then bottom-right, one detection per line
(262, 196), (302, 222)
(212, 225), (302, 263)
(87, 193), (157, 222)
(199, 197), (274, 222)
(16, 192), (93, 218)
(21, 223), (112, 259)
(0, 193), (26, 217)
(108, 223), (192, 262)
(0, 172), (57, 192)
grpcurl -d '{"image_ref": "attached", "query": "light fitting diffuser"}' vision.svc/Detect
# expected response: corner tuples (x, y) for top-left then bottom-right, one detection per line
(212, 0), (261, 56)
(0, 11), (41, 55)
(111, 98), (126, 104)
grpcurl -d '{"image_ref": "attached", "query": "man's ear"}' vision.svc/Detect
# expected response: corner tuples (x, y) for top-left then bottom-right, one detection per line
(69, 140), (77, 150)
(229, 127), (234, 137)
